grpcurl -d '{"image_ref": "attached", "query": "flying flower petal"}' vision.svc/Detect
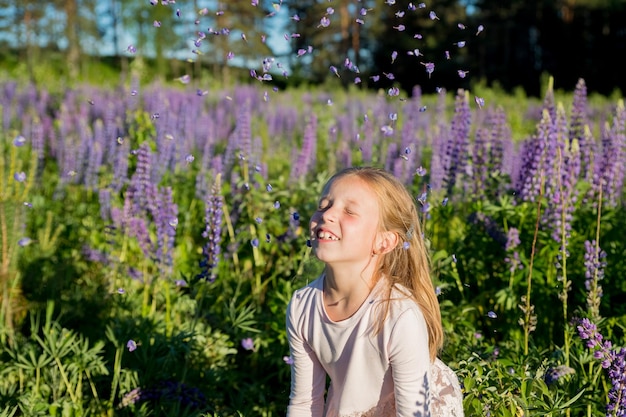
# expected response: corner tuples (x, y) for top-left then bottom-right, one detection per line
(127, 340), (137, 352)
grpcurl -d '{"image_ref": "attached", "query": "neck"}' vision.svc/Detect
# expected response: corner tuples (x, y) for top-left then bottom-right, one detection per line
(323, 259), (378, 301)
(322, 263), (379, 322)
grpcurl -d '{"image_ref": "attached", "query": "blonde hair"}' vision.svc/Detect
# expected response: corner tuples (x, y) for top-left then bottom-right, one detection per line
(325, 166), (443, 361)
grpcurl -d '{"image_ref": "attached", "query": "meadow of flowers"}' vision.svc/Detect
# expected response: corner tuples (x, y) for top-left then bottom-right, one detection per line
(0, 75), (625, 417)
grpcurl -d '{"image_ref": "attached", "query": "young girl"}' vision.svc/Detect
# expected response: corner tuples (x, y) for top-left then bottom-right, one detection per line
(286, 166), (463, 417)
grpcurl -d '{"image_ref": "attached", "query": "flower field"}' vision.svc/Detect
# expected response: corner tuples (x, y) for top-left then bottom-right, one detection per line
(0, 76), (625, 416)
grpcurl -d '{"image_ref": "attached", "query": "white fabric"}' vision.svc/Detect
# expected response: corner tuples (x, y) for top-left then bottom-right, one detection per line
(429, 358), (464, 417)
(286, 275), (464, 417)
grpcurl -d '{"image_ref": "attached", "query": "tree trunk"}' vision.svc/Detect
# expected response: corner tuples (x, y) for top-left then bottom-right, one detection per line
(65, 0), (81, 80)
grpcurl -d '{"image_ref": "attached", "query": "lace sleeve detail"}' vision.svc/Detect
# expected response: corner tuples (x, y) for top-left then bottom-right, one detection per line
(429, 358), (464, 417)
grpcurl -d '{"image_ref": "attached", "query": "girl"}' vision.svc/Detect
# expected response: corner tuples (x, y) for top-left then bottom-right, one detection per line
(286, 167), (463, 417)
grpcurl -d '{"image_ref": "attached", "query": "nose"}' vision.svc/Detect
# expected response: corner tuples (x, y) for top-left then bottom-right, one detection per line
(320, 205), (338, 222)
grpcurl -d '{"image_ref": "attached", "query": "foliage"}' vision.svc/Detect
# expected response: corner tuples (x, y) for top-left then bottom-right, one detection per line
(0, 76), (624, 417)
(2, 1), (626, 96)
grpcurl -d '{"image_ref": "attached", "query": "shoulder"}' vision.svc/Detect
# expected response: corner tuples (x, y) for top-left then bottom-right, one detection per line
(286, 276), (324, 336)
(385, 283), (426, 325)
(287, 276), (323, 313)
(383, 284), (430, 357)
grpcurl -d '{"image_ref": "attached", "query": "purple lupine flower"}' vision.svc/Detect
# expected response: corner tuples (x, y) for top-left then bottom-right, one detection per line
(29, 117), (46, 170)
(338, 141), (352, 168)
(127, 143), (153, 215)
(505, 228), (521, 252)
(385, 142), (399, 174)
(577, 318), (626, 416)
(487, 108), (507, 169)
(98, 188), (111, 222)
(111, 136), (130, 192)
(290, 114), (317, 181)
(149, 186), (177, 269)
(84, 120), (104, 190)
(504, 227), (523, 273)
(241, 337), (255, 351)
(584, 240), (606, 320)
(468, 212), (507, 246)
(570, 79), (592, 178)
(442, 89), (472, 194)
(544, 365), (575, 385)
(154, 117), (176, 181)
(469, 127), (489, 198)
(428, 144), (446, 191)
(592, 101), (625, 207)
(223, 98), (252, 172)
(359, 114), (375, 164)
(469, 107), (508, 195)
(540, 104), (576, 248)
(606, 348), (626, 416)
(128, 267), (143, 282)
(119, 380), (207, 410)
(198, 176), (224, 282)
(82, 245), (109, 264)
(577, 317), (606, 350)
(542, 78), (557, 124)
(120, 387), (142, 407)
(128, 217), (153, 259)
(514, 110), (552, 202)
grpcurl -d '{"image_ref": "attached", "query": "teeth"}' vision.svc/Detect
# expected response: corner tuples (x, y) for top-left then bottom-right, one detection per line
(317, 230), (339, 240)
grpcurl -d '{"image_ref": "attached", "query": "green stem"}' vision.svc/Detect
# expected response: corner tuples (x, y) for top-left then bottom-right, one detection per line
(54, 356), (78, 403)
(35, 366), (40, 398)
(85, 369), (101, 409)
(141, 264), (150, 318)
(165, 280), (172, 337)
(556, 147), (570, 376)
(523, 171), (544, 356)
(590, 186), (603, 321)
(221, 199), (240, 275)
(109, 346), (123, 404)
(295, 246), (312, 278)
(0, 203), (9, 275)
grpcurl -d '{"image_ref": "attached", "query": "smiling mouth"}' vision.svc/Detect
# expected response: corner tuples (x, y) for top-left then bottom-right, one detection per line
(316, 230), (339, 241)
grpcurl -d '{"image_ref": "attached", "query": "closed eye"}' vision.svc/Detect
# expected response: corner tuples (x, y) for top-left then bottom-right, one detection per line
(317, 198), (330, 211)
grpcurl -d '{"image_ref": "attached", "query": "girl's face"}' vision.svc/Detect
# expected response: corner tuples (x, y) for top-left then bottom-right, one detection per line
(309, 175), (382, 266)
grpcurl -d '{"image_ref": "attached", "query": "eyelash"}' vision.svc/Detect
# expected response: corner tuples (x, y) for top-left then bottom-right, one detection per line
(316, 200), (355, 215)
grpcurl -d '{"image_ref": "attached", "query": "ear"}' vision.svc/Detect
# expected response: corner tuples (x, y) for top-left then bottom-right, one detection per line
(375, 231), (399, 255)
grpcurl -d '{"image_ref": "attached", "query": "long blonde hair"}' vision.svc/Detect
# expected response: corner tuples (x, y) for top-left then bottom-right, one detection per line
(325, 166), (443, 361)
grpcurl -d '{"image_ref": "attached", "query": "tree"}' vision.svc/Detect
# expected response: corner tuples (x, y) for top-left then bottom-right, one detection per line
(285, 0), (386, 85)
(466, 0), (626, 96)
(189, 0), (276, 84)
(116, 1), (180, 80)
(64, 0), (80, 79)
(0, 1), (47, 83)
(370, 0), (469, 95)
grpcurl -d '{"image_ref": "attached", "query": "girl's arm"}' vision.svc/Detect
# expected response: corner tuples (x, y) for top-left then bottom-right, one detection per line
(286, 297), (326, 417)
(389, 308), (431, 416)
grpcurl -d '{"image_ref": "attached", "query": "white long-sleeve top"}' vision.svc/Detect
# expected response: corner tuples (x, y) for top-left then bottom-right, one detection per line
(286, 275), (431, 417)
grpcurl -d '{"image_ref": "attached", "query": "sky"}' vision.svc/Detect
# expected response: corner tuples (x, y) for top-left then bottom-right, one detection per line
(94, 1), (292, 62)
